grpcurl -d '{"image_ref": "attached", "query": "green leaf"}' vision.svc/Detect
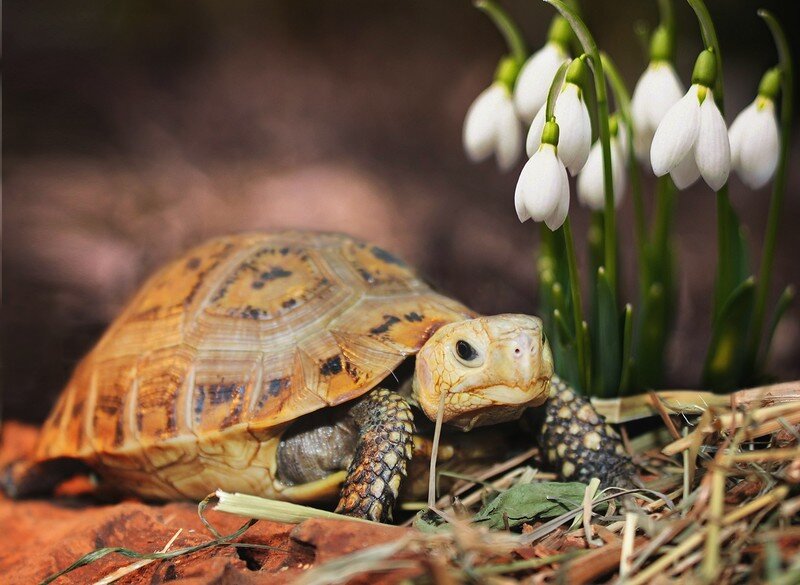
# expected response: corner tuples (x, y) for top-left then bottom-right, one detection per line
(714, 197), (751, 320)
(553, 309), (581, 388)
(588, 212), (604, 324)
(551, 282), (567, 317)
(473, 482), (602, 530)
(593, 267), (620, 397)
(412, 510), (451, 533)
(618, 304), (634, 394)
(759, 285), (795, 372)
(635, 282), (668, 388)
(703, 277), (756, 390)
(554, 308), (574, 341)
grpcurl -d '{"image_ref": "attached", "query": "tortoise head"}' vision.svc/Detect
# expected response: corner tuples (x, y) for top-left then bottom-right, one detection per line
(412, 314), (553, 431)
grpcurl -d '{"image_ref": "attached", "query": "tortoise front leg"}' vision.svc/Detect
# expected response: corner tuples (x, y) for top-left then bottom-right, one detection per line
(533, 376), (637, 487)
(335, 388), (414, 522)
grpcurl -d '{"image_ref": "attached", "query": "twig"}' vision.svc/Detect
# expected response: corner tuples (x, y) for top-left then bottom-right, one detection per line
(619, 512), (637, 579)
(92, 529), (182, 585)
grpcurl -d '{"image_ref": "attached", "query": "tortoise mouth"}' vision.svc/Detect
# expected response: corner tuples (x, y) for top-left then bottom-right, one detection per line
(479, 382), (549, 406)
(443, 381), (550, 431)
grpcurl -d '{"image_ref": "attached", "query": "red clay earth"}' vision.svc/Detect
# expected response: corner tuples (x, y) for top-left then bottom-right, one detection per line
(0, 422), (414, 584)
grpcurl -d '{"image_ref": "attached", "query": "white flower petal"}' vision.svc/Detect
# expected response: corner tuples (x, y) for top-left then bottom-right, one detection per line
(630, 68), (654, 135)
(526, 105), (546, 157)
(514, 43), (569, 124)
(633, 125), (655, 166)
(616, 120), (630, 161)
(463, 84), (505, 162)
(495, 92), (524, 170)
(545, 169), (570, 230)
(613, 141), (627, 204)
(669, 148), (701, 189)
(650, 85), (701, 176)
(554, 83), (592, 175)
(734, 99), (779, 189)
(577, 141), (605, 210)
(728, 101), (750, 171)
(631, 62), (684, 165)
(577, 139), (626, 210)
(516, 145), (563, 221)
(695, 89), (731, 190)
(515, 182), (531, 222)
(643, 63), (685, 129)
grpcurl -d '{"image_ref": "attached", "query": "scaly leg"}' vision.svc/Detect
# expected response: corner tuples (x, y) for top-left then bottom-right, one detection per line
(536, 376), (637, 487)
(335, 388), (414, 522)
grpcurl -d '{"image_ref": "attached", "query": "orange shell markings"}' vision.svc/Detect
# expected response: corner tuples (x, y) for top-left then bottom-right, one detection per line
(35, 232), (475, 468)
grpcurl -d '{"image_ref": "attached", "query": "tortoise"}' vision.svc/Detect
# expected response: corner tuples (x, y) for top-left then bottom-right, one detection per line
(4, 231), (635, 521)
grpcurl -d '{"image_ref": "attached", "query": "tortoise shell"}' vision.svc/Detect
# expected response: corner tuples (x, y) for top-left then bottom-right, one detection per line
(34, 231), (474, 499)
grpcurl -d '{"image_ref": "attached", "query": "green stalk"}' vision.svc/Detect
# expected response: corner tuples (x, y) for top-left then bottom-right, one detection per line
(748, 10), (794, 374)
(543, 0), (617, 295)
(562, 218), (589, 391)
(474, 0), (528, 66)
(685, 0), (734, 324)
(685, 0), (724, 106)
(601, 52), (645, 283)
(652, 176), (676, 260)
(546, 60), (571, 120)
(658, 0), (675, 42)
(542, 56), (588, 390)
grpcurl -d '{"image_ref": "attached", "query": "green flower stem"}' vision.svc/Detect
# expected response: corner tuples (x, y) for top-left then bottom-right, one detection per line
(658, 0), (675, 41)
(542, 52), (589, 390)
(634, 22), (651, 60)
(474, 0), (528, 66)
(545, 60), (571, 120)
(544, 0), (617, 295)
(750, 10), (794, 369)
(561, 218), (590, 391)
(652, 176), (676, 262)
(600, 53), (645, 283)
(685, 0), (724, 105)
(693, 0), (728, 547)
(685, 0), (736, 328)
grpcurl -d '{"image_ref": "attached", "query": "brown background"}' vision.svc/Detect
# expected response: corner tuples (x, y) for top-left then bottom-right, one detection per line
(3, 0), (799, 422)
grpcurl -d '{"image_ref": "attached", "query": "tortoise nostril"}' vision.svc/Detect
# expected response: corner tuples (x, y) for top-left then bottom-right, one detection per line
(514, 347), (521, 355)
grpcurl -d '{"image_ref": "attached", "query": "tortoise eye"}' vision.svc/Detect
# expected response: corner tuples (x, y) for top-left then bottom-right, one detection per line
(455, 340), (478, 361)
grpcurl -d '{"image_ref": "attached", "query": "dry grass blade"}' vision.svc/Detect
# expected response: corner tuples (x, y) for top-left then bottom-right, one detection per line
(292, 536), (416, 585)
(214, 490), (375, 524)
(582, 478), (602, 547)
(427, 392), (448, 510)
(594, 381), (800, 423)
(92, 529), (182, 585)
(663, 401), (800, 456)
(619, 513), (637, 578)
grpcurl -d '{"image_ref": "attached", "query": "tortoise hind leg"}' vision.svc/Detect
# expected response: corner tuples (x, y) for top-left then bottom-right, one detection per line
(335, 388), (414, 522)
(2, 458), (89, 498)
(533, 376), (637, 487)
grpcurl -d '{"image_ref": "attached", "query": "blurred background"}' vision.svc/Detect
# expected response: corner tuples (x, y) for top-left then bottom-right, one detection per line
(3, 0), (799, 422)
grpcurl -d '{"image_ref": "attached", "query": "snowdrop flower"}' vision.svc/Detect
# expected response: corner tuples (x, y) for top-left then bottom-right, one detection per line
(463, 57), (523, 171)
(526, 58), (591, 175)
(514, 17), (571, 124)
(650, 50), (730, 191)
(578, 117), (627, 210)
(463, 79), (524, 171)
(516, 121), (570, 230)
(729, 68), (781, 189)
(630, 27), (684, 164)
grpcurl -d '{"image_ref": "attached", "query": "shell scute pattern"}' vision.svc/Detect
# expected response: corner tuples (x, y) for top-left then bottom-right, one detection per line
(35, 232), (474, 474)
